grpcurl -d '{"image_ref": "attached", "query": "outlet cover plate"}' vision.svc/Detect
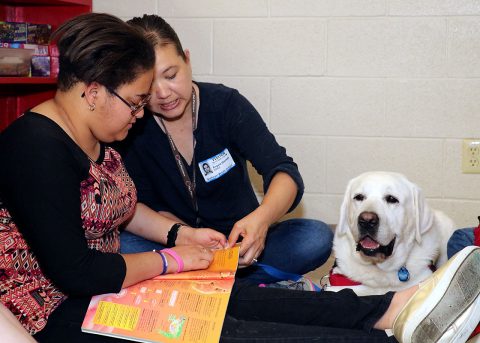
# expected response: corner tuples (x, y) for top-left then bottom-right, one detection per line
(462, 139), (480, 174)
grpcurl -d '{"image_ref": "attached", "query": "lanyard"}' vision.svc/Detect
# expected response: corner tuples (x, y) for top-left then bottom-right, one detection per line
(158, 88), (200, 226)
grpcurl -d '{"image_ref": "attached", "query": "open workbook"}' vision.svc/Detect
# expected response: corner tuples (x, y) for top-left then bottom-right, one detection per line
(81, 245), (239, 343)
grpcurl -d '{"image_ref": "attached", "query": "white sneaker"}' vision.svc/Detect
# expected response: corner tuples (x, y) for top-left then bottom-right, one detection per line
(393, 246), (480, 343)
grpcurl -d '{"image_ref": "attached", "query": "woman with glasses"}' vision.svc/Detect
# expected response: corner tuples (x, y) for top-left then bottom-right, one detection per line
(0, 13), (226, 342)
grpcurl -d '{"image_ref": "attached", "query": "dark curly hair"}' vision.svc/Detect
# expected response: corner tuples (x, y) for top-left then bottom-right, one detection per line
(51, 12), (155, 91)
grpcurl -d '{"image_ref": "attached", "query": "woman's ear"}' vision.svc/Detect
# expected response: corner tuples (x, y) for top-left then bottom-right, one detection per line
(82, 82), (100, 105)
(184, 49), (191, 65)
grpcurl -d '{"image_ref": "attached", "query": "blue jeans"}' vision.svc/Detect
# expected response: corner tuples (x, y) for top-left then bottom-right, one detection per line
(120, 218), (333, 284)
(447, 228), (475, 258)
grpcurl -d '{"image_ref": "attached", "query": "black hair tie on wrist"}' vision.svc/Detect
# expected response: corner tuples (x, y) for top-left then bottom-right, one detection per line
(166, 223), (184, 248)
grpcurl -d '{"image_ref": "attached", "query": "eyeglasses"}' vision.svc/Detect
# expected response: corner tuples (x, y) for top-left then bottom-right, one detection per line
(108, 89), (151, 116)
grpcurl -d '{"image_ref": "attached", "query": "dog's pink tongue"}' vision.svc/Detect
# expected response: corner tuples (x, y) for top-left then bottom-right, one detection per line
(360, 236), (380, 249)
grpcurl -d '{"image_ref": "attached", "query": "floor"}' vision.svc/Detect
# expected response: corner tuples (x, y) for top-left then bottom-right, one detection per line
(305, 254), (335, 286)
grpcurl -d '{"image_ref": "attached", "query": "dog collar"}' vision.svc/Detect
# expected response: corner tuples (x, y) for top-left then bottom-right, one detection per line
(474, 216), (480, 246)
(398, 266), (410, 282)
(329, 260), (363, 286)
(329, 269), (362, 286)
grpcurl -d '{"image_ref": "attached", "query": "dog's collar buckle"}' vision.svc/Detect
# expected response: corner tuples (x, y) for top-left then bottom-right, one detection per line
(398, 266), (410, 282)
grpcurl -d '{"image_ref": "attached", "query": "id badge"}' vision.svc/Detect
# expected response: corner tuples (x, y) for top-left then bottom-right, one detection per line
(198, 148), (236, 183)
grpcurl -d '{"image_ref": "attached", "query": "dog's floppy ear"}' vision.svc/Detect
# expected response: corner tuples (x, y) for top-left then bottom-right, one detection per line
(337, 178), (354, 235)
(410, 180), (434, 244)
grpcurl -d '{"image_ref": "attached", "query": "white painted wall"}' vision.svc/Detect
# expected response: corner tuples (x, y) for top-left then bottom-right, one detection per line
(93, 0), (480, 228)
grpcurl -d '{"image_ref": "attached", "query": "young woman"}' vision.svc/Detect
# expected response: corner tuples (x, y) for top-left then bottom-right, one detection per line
(120, 14), (333, 285)
(0, 13), (223, 341)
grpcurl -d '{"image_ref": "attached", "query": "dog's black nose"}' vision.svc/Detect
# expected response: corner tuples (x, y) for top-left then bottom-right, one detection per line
(358, 212), (379, 231)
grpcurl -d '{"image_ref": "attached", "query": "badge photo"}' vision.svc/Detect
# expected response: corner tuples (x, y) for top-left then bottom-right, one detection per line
(198, 148), (236, 183)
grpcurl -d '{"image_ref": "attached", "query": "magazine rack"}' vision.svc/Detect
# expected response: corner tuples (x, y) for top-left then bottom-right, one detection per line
(0, 0), (92, 130)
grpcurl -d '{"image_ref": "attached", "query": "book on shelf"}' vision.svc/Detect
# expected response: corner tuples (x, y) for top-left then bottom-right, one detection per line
(81, 245), (239, 343)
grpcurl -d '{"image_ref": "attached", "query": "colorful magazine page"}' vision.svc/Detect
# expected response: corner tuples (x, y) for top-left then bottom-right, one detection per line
(81, 245), (239, 343)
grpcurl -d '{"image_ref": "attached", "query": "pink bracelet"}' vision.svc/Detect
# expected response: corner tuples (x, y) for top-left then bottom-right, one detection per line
(161, 248), (184, 273)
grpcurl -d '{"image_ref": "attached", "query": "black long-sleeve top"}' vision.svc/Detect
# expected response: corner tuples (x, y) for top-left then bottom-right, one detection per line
(0, 112), (131, 334)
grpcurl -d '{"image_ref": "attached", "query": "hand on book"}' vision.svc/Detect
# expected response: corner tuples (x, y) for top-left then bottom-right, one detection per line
(176, 226), (228, 250)
(165, 245), (215, 273)
(228, 214), (268, 268)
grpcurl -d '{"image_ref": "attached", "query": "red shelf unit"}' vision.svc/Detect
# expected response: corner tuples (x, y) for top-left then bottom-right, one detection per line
(0, 0), (92, 131)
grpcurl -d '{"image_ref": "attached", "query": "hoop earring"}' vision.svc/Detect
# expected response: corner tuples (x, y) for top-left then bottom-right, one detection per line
(89, 103), (96, 111)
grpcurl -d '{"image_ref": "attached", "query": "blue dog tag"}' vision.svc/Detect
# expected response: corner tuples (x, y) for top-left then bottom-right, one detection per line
(398, 266), (410, 282)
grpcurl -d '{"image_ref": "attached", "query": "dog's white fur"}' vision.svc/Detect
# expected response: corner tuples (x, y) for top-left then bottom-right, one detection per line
(331, 171), (455, 296)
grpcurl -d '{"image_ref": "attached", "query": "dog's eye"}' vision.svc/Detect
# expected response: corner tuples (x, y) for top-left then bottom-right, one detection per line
(385, 195), (399, 204)
(353, 194), (365, 201)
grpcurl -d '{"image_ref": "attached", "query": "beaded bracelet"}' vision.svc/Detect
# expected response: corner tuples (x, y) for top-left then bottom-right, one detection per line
(162, 248), (184, 273)
(153, 250), (168, 275)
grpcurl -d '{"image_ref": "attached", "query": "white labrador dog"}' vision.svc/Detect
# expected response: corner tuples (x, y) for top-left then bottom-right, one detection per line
(330, 171), (455, 296)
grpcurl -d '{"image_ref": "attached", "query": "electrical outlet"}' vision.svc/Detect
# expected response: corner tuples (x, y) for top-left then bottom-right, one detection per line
(462, 139), (480, 173)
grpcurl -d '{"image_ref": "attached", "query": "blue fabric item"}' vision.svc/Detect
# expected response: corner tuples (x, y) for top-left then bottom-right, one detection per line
(255, 263), (305, 282)
(236, 219), (333, 284)
(447, 228), (475, 258)
(121, 218), (333, 284)
(121, 231), (167, 253)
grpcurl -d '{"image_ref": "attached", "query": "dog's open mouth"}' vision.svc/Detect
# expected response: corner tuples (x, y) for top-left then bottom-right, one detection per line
(356, 236), (396, 258)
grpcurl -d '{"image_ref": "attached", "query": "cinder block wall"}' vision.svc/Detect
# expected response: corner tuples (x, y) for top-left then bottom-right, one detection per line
(93, 0), (480, 228)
